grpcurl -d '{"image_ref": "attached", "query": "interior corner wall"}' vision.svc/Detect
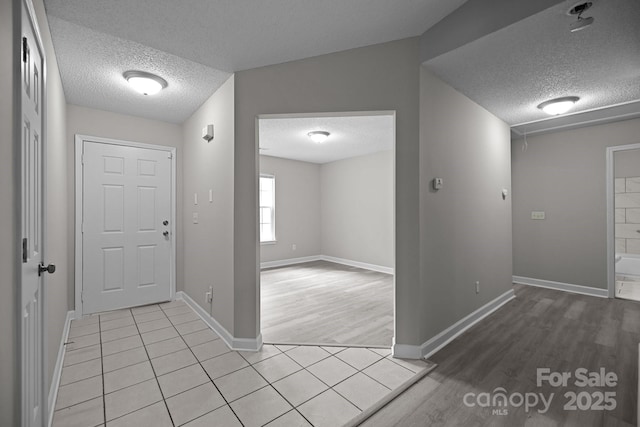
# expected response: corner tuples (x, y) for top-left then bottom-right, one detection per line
(320, 150), (394, 268)
(0, 0), (17, 423)
(182, 75), (235, 335)
(234, 38), (421, 343)
(512, 118), (640, 289)
(419, 67), (512, 341)
(259, 155), (321, 263)
(33, 0), (70, 396)
(66, 104), (185, 310)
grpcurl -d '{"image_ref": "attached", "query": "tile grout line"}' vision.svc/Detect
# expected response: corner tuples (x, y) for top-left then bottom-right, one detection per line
(130, 307), (177, 427)
(99, 311), (108, 426)
(157, 302), (247, 427)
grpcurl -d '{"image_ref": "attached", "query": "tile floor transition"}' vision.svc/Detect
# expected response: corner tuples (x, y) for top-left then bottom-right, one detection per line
(53, 300), (434, 427)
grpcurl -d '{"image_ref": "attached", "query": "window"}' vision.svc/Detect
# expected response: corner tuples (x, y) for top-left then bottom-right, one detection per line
(259, 174), (276, 243)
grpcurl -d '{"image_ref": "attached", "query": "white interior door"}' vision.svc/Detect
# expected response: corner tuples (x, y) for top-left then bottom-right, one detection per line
(21, 1), (46, 425)
(82, 141), (173, 314)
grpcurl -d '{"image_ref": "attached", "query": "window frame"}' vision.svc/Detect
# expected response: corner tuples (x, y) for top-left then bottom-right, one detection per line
(259, 174), (276, 244)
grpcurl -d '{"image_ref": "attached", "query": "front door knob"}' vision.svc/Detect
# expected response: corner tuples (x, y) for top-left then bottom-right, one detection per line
(163, 231), (169, 237)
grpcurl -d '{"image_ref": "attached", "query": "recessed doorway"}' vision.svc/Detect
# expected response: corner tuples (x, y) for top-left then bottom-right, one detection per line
(257, 112), (395, 347)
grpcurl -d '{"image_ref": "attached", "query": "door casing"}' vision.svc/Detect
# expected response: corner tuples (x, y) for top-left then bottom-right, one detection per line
(74, 135), (177, 316)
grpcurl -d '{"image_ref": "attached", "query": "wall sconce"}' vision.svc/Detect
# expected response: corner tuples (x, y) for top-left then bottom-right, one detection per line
(202, 124), (214, 142)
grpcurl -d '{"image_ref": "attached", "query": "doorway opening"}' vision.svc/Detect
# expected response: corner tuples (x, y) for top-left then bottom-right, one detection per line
(607, 143), (640, 301)
(257, 112), (396, 348)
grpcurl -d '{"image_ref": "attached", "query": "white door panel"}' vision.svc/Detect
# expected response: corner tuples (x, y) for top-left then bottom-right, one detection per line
(21, 0), (46, 425)
(82, 142), (172, 314)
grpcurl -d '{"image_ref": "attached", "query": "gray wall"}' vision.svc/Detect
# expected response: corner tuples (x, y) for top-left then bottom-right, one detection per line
(66, 104), (185, 307)
(182, 76), (235, 334)
(259, 155), (321, 263)
(234, 38), (421, 343)
(615, 148), (640, 178)
(0, 0), (17, 423)
(419, 67), (512, 339)
(512, 118), (640, 288)
(321, 150), (394, 268)
(33, 0), (70, 397)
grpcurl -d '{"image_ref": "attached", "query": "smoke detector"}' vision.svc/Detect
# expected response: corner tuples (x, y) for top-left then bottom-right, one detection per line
(567, 2), (594, 32)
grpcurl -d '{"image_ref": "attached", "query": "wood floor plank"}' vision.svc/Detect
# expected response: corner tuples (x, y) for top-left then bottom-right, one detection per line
(260, 260), (393, 346)
(361, 285), (640, 427)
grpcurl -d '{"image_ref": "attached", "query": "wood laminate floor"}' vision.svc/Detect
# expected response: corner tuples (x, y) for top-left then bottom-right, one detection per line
(361, 284), (640, 427)
(260, 261), (394, 347)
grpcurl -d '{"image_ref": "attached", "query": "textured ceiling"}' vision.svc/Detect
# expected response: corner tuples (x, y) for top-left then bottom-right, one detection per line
(44, 0), (467, 72)
(258, 115), (394, 164)
(424, 0), (640, 126)
(44, 0), (466, 123)
(48, 17), (231, 124)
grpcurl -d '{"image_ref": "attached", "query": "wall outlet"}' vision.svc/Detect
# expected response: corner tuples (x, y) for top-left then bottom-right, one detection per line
(475, 281), (480, 294)
(292, 244), (296, 251)
(531, 211), (545, 220)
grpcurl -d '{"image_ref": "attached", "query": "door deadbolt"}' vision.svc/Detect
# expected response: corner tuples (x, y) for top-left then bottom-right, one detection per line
(163, 220), (169, 226)
(38, 263), (56, 276)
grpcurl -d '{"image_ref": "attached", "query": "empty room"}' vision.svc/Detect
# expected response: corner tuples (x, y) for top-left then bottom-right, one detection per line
(2, 0), (640, 426)
(258, 114), (395, 347)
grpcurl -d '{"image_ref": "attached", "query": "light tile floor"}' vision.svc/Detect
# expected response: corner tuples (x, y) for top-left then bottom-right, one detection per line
(616, 274), (640, 301)
(53, 300), (435, 427)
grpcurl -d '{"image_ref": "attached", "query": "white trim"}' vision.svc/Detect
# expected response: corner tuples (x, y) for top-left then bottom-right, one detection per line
(607, 143), (640, 300)
(260, 255), (322, 269)
(513, 276), (608, 298)
(74, 135), (177, 316)
(393, 289), (516, 360)
(47, 310), (74, 427)
(177, 291), (263, 352)
(320, 255), (394, 275)
(260, 255), (394, 275)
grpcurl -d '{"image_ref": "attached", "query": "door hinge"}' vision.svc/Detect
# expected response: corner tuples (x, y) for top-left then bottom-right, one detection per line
(81, 291), (83, 303)
(167, 152), (173, 159)
(81, 154), (85, 165)
(22, 37), (28, 63)
(22, 238), (28, 263)
(81, 222), (84, 233)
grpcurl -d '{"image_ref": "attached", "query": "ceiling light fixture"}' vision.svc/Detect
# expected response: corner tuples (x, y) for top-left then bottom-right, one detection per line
(123, 71), (168, 95)
(537, 96), (580, 115)
(307, 131), (330, 143)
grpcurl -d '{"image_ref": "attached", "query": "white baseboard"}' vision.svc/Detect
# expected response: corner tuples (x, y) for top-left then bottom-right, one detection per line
(48, 310), (75, 427)
(393, 289), (516, 360)
(260, 254), (394, 275)
(513, 276), (608, 298)
(260, 255), (322, 269)
(320, 255), (394, 275)
(176, 291), (262, 352)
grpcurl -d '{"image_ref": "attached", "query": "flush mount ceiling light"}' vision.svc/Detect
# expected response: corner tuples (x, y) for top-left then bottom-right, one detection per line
(537, 96), (580, 115)
(307, 131), (330, 143)
(123, 71), (168, 95)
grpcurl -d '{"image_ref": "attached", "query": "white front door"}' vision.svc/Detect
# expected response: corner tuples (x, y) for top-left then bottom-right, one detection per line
(82, 141), (173, 314)
(21, 1), (46, 425)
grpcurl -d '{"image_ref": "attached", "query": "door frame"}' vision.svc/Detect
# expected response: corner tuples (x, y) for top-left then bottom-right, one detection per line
(606, 142), (640, 298)
(74, 135), (177, 316)
(18, 0), (48, 424)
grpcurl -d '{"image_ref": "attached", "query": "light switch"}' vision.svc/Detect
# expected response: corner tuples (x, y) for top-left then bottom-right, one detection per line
(432, 177), (444, 190)
(209, 189), (213, 203)
(193, 212), (199, 224)
(531, 211), (545, 220)
(194, 193), (198, 205)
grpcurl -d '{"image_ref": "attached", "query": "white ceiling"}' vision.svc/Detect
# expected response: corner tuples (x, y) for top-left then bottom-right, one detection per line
(258, 114), (394, 164)
(43, 0), (467, 123)
(424, 0), (640, 126)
